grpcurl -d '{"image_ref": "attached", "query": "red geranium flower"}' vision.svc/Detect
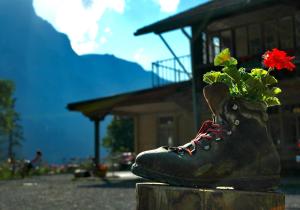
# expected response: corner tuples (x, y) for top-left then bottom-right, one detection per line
(263, 48), (295, 71)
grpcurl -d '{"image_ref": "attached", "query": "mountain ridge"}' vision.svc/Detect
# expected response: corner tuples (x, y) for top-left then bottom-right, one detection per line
(0, 0), (153, 162)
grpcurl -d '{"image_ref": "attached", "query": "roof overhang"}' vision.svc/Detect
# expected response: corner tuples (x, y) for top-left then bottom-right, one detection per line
(134, 0), (294, 36)
(67, 81), (191, 120)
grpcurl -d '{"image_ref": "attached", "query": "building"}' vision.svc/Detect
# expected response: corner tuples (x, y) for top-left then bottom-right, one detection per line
(67, 0), (300, 172)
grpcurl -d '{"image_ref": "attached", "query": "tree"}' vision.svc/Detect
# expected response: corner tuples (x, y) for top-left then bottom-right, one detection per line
(103, 116), (134, 153)
(0, 80), (23, 159)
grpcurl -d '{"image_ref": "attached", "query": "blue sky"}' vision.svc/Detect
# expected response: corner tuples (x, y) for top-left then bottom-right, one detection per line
(33, 0), (208, 70)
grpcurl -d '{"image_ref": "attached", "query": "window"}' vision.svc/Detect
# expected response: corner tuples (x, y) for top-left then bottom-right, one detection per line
(235, 27), (248, 58)
(279, 16), (294, 49)
(264, 20), (278, 50)
(208, 35), (221, 63)
(212, 36), (221, 55)
(220, 30), (233, 51)
(295, 12), (300, 48)
(248, 24), (262, 55)
(202, 33), (207, 64)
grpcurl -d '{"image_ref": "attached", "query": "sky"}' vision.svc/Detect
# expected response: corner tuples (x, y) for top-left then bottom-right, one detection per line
(33, 0), (208, 70)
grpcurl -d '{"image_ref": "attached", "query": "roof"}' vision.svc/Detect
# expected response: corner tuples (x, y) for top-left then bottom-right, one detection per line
(134, 0), (286, 35)
(67, 81), (191, 120)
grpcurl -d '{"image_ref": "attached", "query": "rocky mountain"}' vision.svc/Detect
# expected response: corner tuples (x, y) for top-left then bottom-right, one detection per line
(0, 0), (153, 162)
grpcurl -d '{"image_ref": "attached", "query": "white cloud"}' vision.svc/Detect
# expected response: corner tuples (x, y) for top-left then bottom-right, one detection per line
(100, 36), (107, 44)
(133, 48), (151, 70)
(156, 0), (180, 13)
(133, 48), (144, 61)
(104, 27), (112, 34)
(33, 0), (125, 54)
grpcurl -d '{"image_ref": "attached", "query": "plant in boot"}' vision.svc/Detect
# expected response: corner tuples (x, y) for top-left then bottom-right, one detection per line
(203, 48), (295, 107)
(131, 49), (295, 191)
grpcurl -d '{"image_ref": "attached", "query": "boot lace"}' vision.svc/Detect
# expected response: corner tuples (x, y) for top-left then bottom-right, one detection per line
(175, 120), (225, 156)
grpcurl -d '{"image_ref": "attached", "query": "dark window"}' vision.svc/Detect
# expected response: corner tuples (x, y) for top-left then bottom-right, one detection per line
(279, 16), (294, 50)
(158, 116), (175, 147)
(264, 20), (278, 50)
(295, 12), (300, 48)
(248, 24), (262, 55)
(235, 27), (248, 58)
(220, 30), (232, 51)
(202, 33), (207, 64)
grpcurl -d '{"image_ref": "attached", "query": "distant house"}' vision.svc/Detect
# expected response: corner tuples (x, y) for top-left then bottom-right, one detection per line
(68, 0), (300, 172)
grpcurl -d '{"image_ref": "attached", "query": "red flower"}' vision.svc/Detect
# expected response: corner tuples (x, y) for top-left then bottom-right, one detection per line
(263, 48), (295, 71)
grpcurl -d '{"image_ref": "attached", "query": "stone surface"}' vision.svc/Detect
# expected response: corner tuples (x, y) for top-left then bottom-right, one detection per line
(136, 183), (285, 210)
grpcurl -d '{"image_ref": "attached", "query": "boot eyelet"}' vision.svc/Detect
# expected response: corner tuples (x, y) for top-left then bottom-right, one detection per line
(232, 104), (238, 110)
(227, 130), (232, 135)
(215, 137), (222, 142)
(200, 140), (210, 150)
(177, 148), (184, 155)
(203, 145), (211, 151)
(234, 120), (240, 126)
(178, 150), (184, 155)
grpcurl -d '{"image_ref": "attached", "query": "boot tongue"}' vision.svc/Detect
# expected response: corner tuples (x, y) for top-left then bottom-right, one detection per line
(203, 83), (230, 116)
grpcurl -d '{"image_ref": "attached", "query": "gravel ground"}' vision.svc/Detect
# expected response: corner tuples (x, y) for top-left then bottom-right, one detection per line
(0, 174), (299, 210)
(0, 174), (138, 210)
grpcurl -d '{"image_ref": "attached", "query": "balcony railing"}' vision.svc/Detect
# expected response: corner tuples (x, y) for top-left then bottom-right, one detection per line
(151, 55), (191, 87)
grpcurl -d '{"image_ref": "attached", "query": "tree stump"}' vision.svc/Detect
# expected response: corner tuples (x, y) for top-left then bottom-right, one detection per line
(136, 183), (285, 210)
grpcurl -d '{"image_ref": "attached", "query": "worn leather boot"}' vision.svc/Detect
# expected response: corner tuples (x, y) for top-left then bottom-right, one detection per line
(131, 83), (281, 191)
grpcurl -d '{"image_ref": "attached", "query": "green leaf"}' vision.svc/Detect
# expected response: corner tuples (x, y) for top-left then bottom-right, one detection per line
(239, 68), (251, 81)
(245, 77), (263, 89)
(222, 66), (241, 83)
(228, 57), (238, 66)
(214, 48), (237, 66)
(244, 76), (265, 100)
(250, 68), (268, 77)
(203, 71), (222, 84)
(272, 87), (282, 95)
(263, 87), (281, 98)
(263, 75), (278, 86)
(265, 97), (281, 107)
(238, 67), (246, 73)
(217, 73), (233, 86)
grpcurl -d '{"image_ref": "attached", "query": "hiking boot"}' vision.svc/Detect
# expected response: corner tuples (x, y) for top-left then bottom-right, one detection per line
(131, 83), (281, 191)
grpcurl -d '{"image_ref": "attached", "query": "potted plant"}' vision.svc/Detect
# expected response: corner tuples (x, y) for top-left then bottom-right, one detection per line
(203, 48), (295, 107)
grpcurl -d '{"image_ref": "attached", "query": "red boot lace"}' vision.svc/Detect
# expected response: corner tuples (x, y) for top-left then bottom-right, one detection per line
(177, 120), (225, 156)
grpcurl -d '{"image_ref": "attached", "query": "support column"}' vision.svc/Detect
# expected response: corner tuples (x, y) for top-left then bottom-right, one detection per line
(190, 25), (204, 130)
(94, 119), (100, 166)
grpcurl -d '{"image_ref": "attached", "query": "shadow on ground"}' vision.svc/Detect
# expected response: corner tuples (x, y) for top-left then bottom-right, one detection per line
(77, 178), (146, 189)
(279, 184), (300, 195)
(279, 176), (300, 195)
(75, 174), (300, 193)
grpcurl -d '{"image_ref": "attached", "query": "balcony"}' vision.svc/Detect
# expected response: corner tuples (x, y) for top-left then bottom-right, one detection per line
(151, 55), (191, 87)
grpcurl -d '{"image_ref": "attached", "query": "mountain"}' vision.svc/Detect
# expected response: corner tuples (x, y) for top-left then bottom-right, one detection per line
(0, 0), (153, 163)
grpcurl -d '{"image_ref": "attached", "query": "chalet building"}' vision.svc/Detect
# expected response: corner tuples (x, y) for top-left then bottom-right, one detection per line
(68, 0), (300, 172)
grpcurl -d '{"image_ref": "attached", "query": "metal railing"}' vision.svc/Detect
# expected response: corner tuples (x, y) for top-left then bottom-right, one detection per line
(151, 55), (191, 87)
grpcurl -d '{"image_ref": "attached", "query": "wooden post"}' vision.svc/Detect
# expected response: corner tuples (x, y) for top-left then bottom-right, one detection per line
(136, 183), (285, 210)
(94, 119), (100, 166)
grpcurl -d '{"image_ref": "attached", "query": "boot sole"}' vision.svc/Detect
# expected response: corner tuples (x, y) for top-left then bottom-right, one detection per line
(131, 163), (280, 191)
